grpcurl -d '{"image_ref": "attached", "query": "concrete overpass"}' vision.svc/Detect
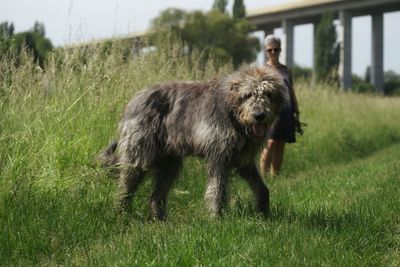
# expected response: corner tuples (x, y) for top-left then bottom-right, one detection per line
(247, 0), (400, 92)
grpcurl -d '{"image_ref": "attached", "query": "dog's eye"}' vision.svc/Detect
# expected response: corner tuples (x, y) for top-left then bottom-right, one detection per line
(263, 91), (273, 98)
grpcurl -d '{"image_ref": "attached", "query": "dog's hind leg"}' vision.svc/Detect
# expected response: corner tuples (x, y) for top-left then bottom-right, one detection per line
(238, 164), (270, 216)
(150, 156), (183, 220)
(117, 165), (145, 212)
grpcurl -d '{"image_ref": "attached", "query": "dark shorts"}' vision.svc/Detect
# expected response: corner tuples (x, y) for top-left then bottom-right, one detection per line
(269, 104), (296, 143)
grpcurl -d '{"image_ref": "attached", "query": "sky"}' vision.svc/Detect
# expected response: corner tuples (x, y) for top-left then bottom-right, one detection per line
(1, 0), (399, 75)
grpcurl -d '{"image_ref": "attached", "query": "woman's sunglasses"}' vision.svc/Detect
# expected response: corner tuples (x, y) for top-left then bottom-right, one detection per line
(266, 47), (281, 53)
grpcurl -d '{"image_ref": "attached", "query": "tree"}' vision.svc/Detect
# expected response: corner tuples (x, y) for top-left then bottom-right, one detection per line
(0, 21), (14, 36)
(14, 31), (53, 67)
(0, 21), (53, 67)
(352, 74), (374, 94)
(151, 8), (187, 30)
(233, 0), (246, 19)
(33, 21), (45, 36)
(384, 70), (400, 95)
(364, 65), (371, 83)
(314, 10), (339, 83)
(0, 22), (16, 60)
(212, 0), (228, 13)
(292, 65), (312, 81)
(150, 8), (260, 68)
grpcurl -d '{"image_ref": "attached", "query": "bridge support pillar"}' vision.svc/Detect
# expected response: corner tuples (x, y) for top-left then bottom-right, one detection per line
(371, 12), (384, 93)
(281, 20), (294, 68)
(312, 21), (318, 81)
(338, 10), (352, 90)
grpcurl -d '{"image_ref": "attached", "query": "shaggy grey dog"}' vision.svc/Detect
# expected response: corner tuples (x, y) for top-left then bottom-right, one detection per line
(99, 65), (286, 220)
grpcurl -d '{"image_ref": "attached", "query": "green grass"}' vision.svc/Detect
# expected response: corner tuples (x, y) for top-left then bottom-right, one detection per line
(1, 44), (400, 266)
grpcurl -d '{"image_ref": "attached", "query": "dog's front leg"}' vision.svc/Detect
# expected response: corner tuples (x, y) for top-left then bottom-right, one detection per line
(238, 164), (270, 216)
(205, 161), (229, 217)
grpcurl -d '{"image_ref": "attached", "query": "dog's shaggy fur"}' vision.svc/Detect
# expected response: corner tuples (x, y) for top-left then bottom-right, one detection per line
(99, 65), (286, 219)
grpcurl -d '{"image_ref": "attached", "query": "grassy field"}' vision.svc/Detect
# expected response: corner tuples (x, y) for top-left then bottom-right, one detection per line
(1, 44), (399, 266)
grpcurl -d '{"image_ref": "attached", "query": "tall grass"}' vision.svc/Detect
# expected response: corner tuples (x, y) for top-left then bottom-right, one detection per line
(284, 81), (400, 173)
(1, 41), (399, 266)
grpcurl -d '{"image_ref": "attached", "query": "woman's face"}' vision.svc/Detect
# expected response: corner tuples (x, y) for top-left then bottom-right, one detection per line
(266, 41), (281, 61)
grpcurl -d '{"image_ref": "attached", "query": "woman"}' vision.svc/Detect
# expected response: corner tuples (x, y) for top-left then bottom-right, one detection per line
(259, 34), (300, 176)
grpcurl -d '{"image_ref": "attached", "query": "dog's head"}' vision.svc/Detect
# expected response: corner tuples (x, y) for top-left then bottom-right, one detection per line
(226, 65), (287, 138)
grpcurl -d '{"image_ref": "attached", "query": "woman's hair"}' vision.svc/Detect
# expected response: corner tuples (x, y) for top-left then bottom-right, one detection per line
(264, 34), (281, 48)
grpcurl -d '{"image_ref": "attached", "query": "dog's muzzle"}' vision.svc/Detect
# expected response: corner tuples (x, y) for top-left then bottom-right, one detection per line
(249, 111), (269, 137)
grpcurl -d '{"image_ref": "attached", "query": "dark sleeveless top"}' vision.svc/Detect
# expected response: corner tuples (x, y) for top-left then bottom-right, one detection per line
(267, 63), (296, 143)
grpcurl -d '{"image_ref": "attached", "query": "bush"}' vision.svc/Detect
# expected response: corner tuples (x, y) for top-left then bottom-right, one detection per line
(351, 74), (375, 94)
(384, 70), (400, 95)
(292, 65), (312, 81)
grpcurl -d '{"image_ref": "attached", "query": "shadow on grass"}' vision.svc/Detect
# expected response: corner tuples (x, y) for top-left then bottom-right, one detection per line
(271, 205), (361, 231)
(269, 202), (396, 255)
(285, 127), (400, 175)
(0, 179), (126, 265)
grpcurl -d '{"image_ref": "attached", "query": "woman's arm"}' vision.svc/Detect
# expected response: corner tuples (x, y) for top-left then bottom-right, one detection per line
(288, 69), (300, 114)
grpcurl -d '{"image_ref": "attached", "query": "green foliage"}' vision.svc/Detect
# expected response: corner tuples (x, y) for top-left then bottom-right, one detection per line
(0, 21), (14, 36)
(314, 11), (339, 83)
(0, 22), (17, 87)
(212, 0), (228, 13)
(14, 31), (53, 67)
(0, 22), (16, 61)
(357, 66), (400, 96)
(233, 0), (246, 19)
(351, 74), (375, 94)
(364, 65), (371, 83)
(0, 21), (53, 68)
(384, 70), (400, 95)
(150, 8), (259, 68)
(32, 21), (45, 36)
(292, 64), (312, 81)
(1, 41), (400, 266)
(150, 8), (187, 30)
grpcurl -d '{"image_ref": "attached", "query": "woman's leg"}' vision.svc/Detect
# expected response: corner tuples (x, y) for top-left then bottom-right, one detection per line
(271, 140), (285, 176)
(259, 139), (275, 176)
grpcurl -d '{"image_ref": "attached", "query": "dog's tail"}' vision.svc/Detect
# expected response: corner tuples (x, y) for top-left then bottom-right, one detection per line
(97, 140), (118, 168)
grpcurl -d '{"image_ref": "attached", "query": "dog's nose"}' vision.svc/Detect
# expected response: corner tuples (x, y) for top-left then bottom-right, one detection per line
(253, 112), (266, 122)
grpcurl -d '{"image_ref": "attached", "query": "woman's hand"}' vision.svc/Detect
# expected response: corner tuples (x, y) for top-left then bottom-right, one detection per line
(294, 112), (306, 135)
